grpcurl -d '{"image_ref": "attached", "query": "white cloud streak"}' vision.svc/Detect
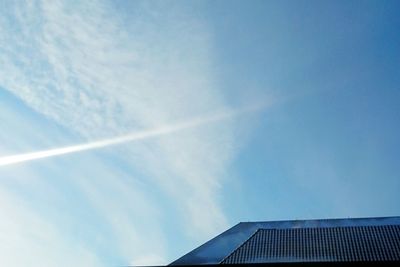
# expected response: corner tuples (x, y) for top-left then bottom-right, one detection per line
(0, 105), (264, 167)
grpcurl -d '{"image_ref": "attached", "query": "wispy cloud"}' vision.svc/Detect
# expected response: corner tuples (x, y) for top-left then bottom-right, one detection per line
(0, 0), (258, 265)
(0, 185), (102, 267)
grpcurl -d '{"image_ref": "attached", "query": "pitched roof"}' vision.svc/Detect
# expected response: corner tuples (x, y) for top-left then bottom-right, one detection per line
(170, 216), (400, 265)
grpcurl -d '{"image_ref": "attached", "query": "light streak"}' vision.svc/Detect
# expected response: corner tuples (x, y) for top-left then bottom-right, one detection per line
(0, 104), (265, 167)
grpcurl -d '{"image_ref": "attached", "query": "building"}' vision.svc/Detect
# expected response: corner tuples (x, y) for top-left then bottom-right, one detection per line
(170, 216), (400, 265)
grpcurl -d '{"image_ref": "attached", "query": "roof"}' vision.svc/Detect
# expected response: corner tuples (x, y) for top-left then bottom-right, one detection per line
(170, 216), (400, 265)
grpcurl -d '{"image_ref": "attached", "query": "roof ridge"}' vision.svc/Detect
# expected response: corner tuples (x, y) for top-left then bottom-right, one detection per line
(239, 215), (400, 224)
(220, 228), (262, 264)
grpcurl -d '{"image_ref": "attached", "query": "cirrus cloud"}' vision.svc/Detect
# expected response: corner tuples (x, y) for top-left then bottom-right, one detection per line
(0, 0), (252, 265)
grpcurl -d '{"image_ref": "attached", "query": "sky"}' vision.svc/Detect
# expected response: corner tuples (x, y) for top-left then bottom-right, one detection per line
(0, 0), (399, 266)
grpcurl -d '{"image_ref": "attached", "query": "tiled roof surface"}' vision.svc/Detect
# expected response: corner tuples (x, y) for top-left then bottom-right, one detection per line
(170, 217), (400, 265)
(222, 225), (400, 263)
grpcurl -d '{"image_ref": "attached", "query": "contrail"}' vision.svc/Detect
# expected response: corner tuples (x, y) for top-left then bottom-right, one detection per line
(0, 104), (266, 167)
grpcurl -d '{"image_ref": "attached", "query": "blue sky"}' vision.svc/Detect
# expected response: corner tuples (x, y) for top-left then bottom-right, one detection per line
(0, 0), (399, 266)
